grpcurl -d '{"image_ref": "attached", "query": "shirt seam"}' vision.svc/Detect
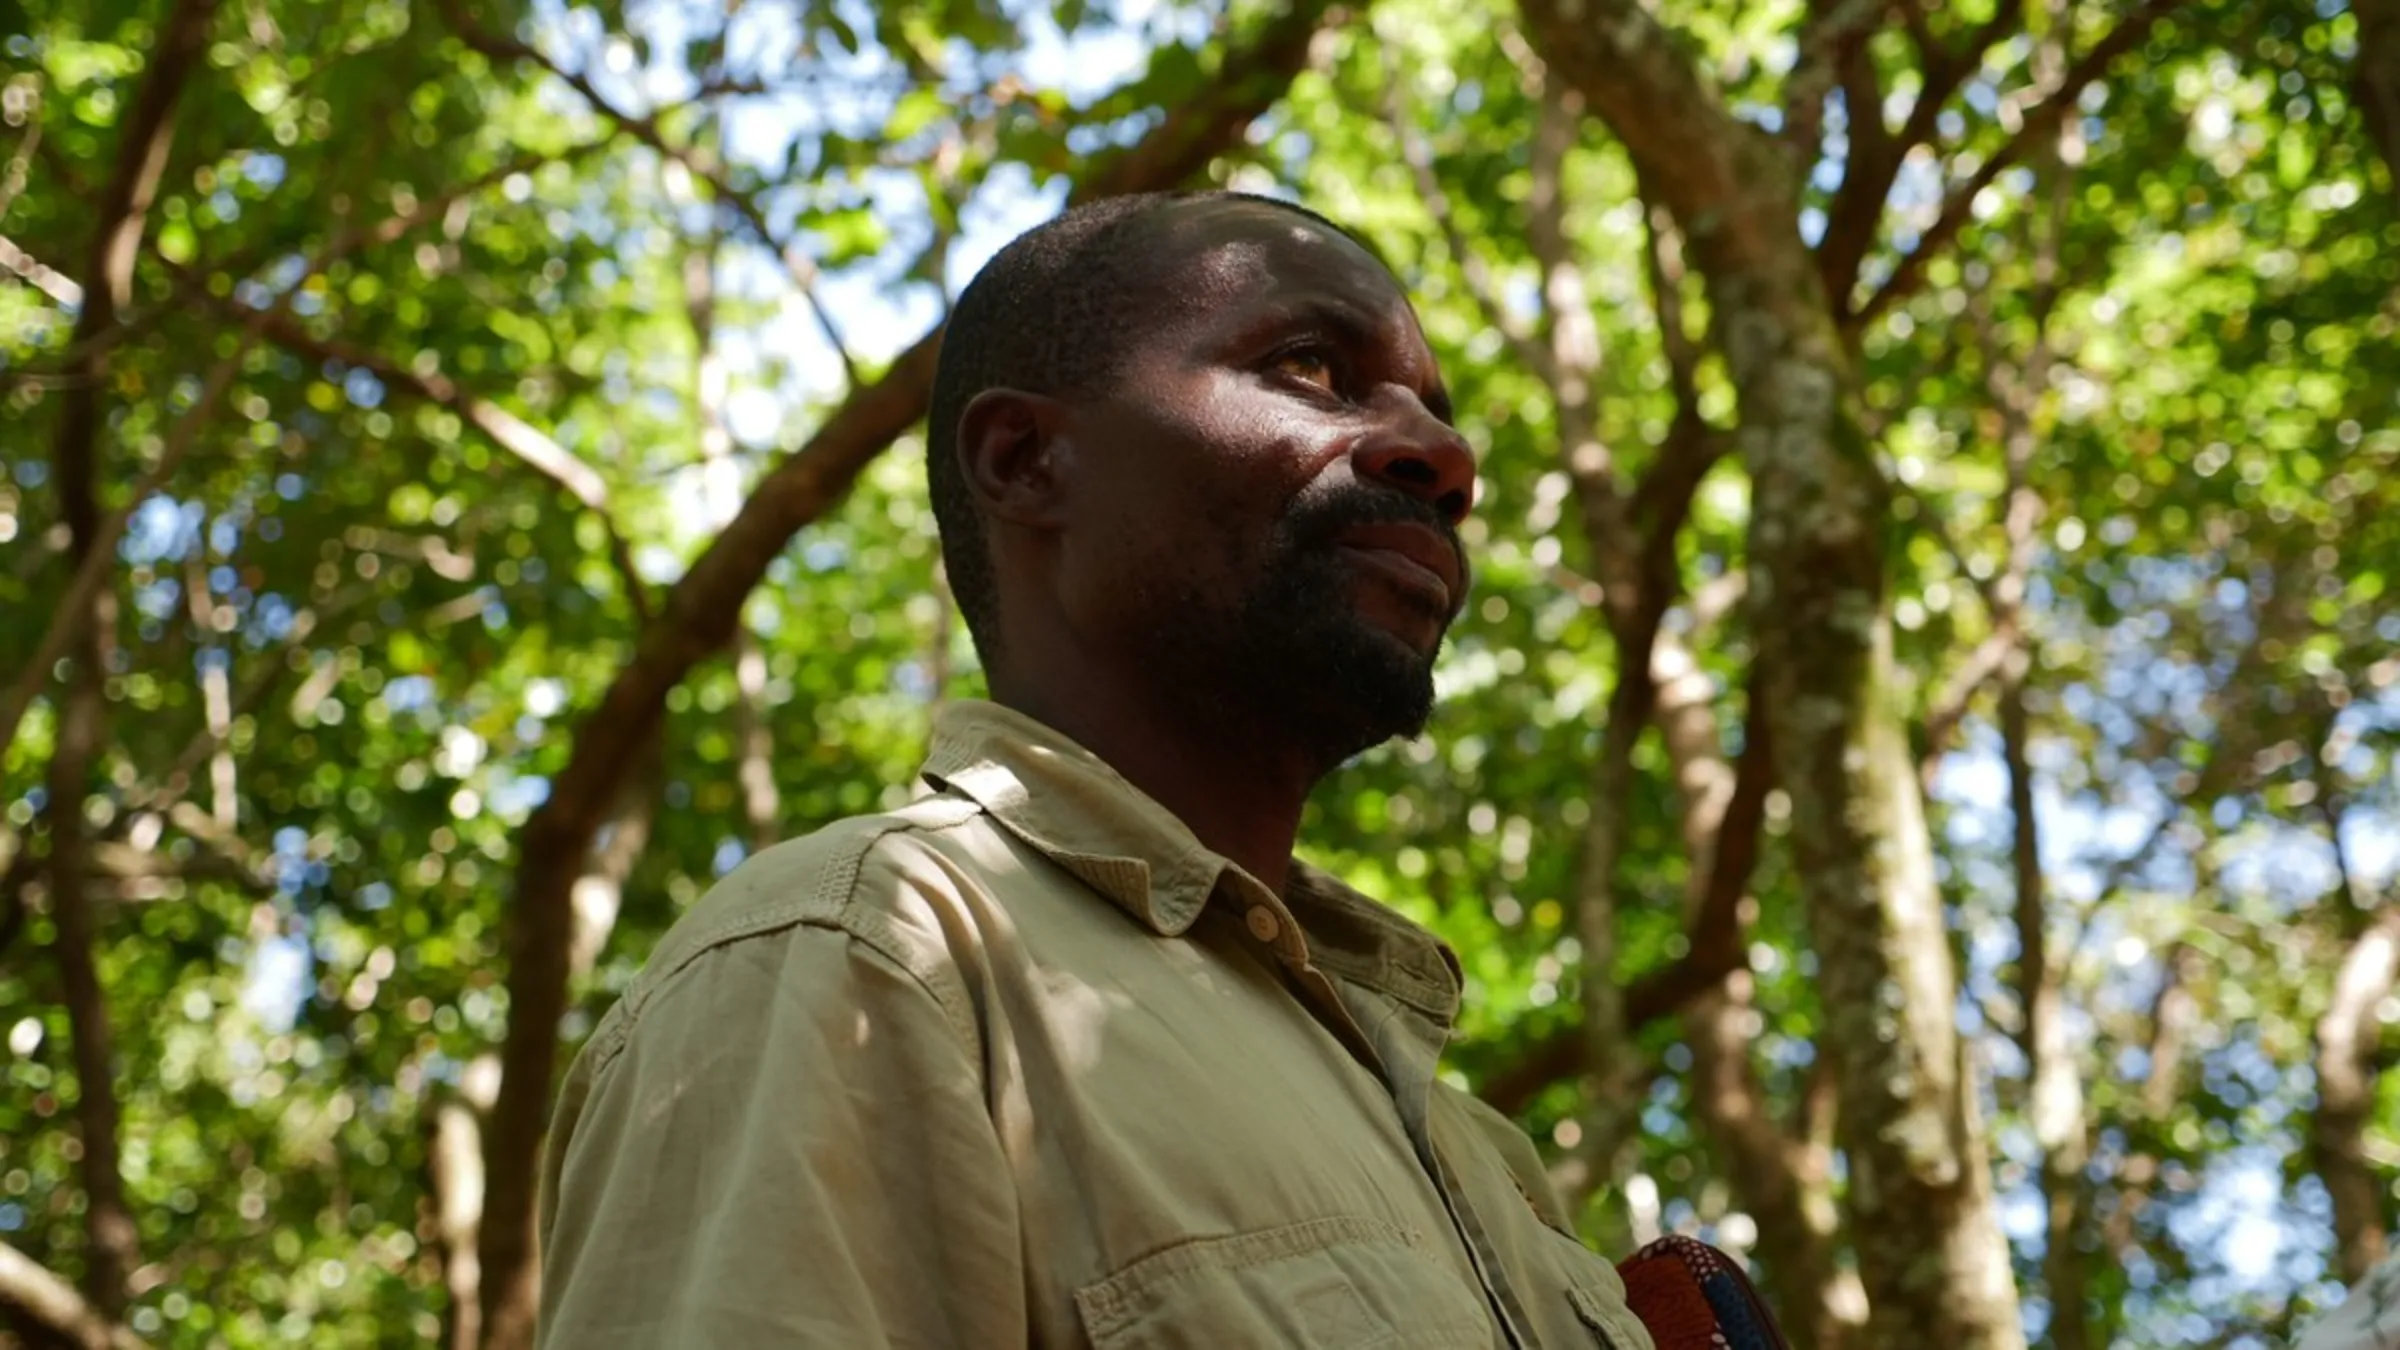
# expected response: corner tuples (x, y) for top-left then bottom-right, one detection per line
(1309, 946), (1456, 1019)
(585, 799), (987, 1074)
(928, 735), (1224, 932)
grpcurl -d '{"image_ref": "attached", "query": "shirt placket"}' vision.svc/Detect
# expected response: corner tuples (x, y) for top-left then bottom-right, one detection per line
(1339, 983), (1541, 1350)
(1227, 882), (1537, 1350)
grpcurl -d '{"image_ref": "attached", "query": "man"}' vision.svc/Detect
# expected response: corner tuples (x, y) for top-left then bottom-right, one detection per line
(536, 191), (1659, 1348)
(2296, 1250), (2400, 1349)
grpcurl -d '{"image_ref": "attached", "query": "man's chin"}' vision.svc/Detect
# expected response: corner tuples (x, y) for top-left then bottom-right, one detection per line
(1296, 617), (1440, 757)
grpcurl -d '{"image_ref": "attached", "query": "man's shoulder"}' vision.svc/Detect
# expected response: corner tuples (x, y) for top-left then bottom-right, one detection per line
(614, 793), (1003, 1027)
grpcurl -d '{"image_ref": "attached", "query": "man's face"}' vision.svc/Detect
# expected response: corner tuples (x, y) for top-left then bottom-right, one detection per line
(1052, 200), (1477, 768)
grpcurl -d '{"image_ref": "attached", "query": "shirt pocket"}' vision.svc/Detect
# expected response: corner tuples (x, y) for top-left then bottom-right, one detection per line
(1526, 1223), (1656, 1350)
(1567, 1284), (1655, 1349)
(1073, 1214), (1494, 1350)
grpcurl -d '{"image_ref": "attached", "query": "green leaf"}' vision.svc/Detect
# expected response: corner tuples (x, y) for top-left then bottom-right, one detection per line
(886, 86), (947, 142)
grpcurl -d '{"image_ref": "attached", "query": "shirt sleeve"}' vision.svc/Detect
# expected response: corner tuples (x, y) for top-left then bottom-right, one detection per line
(535, 912), (1024, 1350)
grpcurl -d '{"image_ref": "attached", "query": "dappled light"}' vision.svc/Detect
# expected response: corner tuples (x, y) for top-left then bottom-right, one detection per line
(2, 0), (2397, 1345)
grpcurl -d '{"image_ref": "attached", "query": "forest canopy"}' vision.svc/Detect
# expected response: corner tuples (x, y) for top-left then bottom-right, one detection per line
(3, 0), (2398, 1346)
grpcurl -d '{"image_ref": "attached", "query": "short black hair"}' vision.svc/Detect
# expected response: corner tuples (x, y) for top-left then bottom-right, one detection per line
(926, 190), (1361, 669)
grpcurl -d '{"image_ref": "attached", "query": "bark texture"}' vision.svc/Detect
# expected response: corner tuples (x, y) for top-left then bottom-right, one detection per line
(1658, 662), (1859, 1350)
(469, 7), (1343, 1345)
(1514, 3), (2026, 1344)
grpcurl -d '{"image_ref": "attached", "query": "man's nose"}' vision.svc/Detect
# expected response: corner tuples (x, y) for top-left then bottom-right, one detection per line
(1351, 391), (1476, 525)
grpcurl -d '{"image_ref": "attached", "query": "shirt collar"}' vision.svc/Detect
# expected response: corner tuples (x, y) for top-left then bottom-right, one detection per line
(918, 700), (1462, 1020)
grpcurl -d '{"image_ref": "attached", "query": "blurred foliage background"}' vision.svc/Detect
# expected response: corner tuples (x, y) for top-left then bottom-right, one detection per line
(2, 0), (2397, 1345)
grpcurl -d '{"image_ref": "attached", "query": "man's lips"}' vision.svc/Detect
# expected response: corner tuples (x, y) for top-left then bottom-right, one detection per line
(1335, 521), (1463, 610)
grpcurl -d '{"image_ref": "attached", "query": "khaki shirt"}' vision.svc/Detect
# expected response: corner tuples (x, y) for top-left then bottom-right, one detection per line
(538, 700), (1656, 1349)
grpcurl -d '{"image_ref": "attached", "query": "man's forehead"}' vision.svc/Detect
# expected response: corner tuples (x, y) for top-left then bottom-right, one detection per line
(1113, 199), (1411, 355)
(1134, 200), (1409, 320)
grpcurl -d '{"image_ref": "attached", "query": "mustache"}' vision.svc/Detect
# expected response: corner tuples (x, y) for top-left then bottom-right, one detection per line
(1284, 484), (1472, 596)
(1289, 484), (1459, 545)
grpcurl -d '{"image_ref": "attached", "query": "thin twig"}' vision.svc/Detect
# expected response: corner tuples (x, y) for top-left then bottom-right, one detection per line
(0, 1238), (149, 1350)
(4, 138), (612, 390)
(0, 231), (81, 305)
(197, 290), (654, 624)
(1780, 0), (1888, 167)
(1376, 30), (1549, 381)
(127, 585), (375, 817)
(0, 320), (265, 766)
(0, 100), (43, 224)
(434, 0), (861, 387)
(1854, 0), (2185, 324)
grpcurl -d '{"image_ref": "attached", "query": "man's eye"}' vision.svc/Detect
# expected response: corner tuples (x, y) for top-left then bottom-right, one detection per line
(1270, 349), (1340, 393)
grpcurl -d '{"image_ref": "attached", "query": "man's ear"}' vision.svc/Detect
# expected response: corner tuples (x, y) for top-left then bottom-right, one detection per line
(957, 387), (1072, 531)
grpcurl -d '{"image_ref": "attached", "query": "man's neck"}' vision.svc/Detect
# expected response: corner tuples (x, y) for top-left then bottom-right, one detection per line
(991, 676), (1315, 898)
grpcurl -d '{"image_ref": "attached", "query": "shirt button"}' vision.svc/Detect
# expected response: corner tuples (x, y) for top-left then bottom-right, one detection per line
(1245, 906), (1282, 943)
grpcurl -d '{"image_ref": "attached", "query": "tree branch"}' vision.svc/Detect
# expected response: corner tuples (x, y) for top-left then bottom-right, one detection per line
(2361, 0), (2400, 213)
(1820, 0), (2027, 302)
(1904, 0), (2030, 158)
(0, 92), (42, 224)
(433, 0), (861, 388)
(1852, 0), (2184, 325)
(1478, 716), (1772, 1118)
(86, 819), (276, 898)
(28, 3), (218, 1317)
(1377, 30), (1549, 382)
(0, 144), (601, 759)
(0, 321), (262, 767)
(1625, 182), (1732, 594)
(1782, 0), (1889, 169)
(210, 297), (653, 624)
(0, 230), (81, 305)
(2, 0), (224, 777)
(682, 206), (784, 853)
(123, 587), (368, 819)
(2316, 904), (2400, 1283)
(1674, 672), (1857, 1343)
(1918, 625), (2012, 786)
(14, 138), (613, 389)
(1526, 0), (2032, 1336)
(1519, 0), (1803, 286)
(0, 1240), (148, 1350)
(0, 825), (35, 958)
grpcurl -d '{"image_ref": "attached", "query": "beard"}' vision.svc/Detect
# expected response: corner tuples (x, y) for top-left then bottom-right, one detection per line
(1137, 484), (1467, 771)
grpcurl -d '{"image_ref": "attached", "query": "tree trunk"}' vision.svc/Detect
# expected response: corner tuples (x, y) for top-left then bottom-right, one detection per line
(430, 1058), (500, 1350)
(2316, 907), (2400, 1284)
(1515, 4), (2025, 1345)
(1490, 57), (1652, 1227)
(680, 192), (782, 854)
(2357, 0), (2400, 213)
(2001, 674), (2092, 1350)
(469, 8), (1344, 1345)
(35, 0), (219, 1318)
(1983, 142), (2089, 1346)
(43, 633), (133, 1321)
(1655, 644), (1859, 1350)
